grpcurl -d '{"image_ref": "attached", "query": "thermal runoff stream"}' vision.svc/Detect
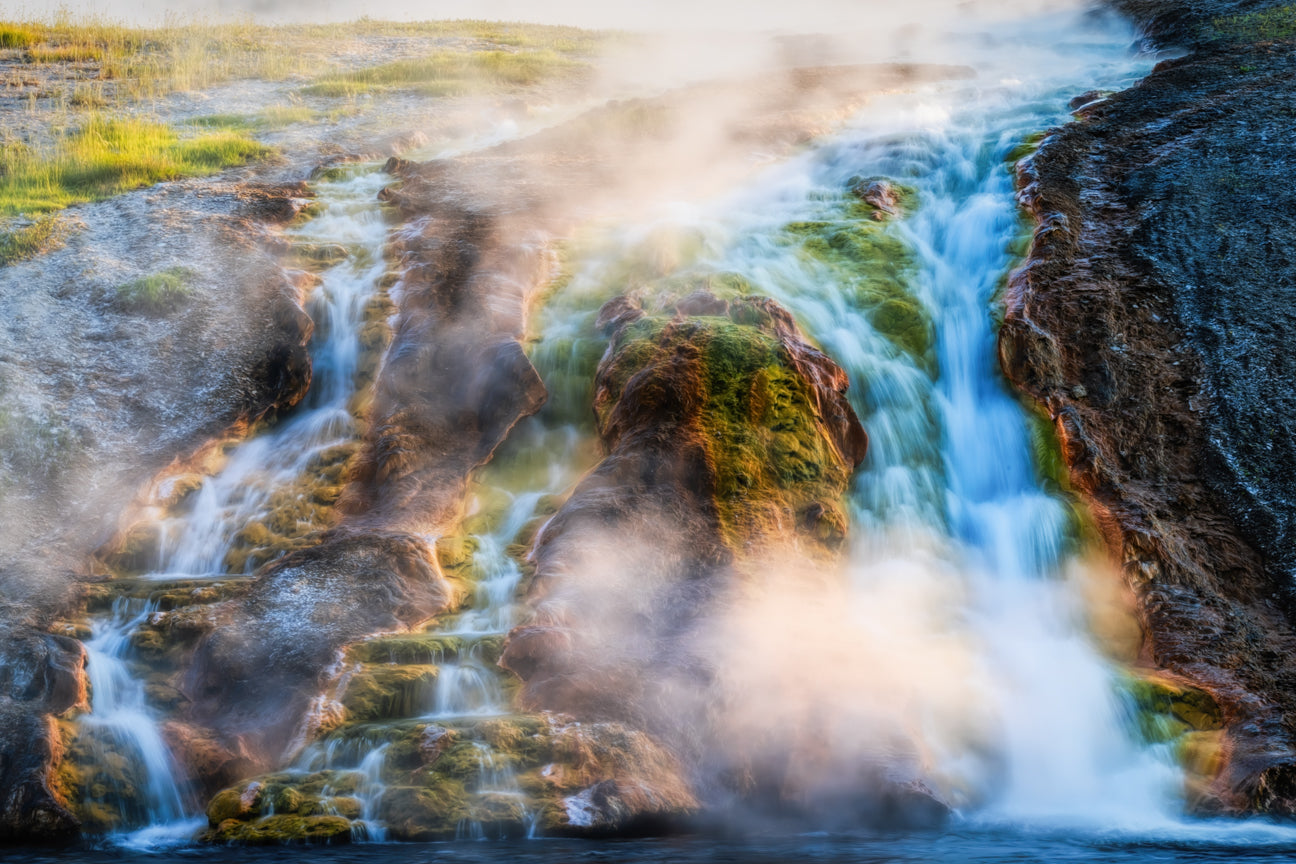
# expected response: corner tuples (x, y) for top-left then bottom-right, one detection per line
(44, 6), (1296, 861)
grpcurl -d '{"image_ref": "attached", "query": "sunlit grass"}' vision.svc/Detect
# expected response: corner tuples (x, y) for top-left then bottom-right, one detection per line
(0, 116), (271, 218)
(0, 16), (605, 105)
(0, 24), (37, 48)
(300, 48), (585, 98)
(261, 104), (316, 128)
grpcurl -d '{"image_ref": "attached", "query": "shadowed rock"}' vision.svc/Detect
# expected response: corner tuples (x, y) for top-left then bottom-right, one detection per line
(1001, 15), (1296, 815)
(0, 620), (87, 842)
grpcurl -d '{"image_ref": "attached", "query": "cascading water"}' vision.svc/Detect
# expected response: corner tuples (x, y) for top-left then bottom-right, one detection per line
(76, 596), (202, 844)
(147, 168), (391, 579)
(74, 165), (396, 847)
(58, 10), (1296, 856)
(692, 12), (1184, 827)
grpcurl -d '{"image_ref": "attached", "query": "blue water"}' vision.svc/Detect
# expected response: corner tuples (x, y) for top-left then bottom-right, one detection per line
(14, 829), (1296, 864)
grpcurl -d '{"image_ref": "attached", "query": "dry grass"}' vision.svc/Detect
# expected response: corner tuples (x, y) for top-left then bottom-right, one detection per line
(300, 49), (585, 98)
(0, 16), (605, 105)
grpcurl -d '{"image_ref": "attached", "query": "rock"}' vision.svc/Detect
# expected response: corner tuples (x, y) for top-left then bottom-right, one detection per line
(183, 533), (454, 767)
(234, 182), (314, 224)
(849, 177), (902, 218)
(338, 664), (438, 723)
(595, 295), (645, 335)
(999, 16), (1296, 816)
(675, 290), (729, 317)
(501, 293), (864, 822)
(0, 623), (87, 843)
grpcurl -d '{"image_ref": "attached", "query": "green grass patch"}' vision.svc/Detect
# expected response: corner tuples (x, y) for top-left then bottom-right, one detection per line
(0, 215), (70, 266)
(0, 116), (271, 218)
(300, 49), (585, 98)
(1210, 4), (1296, 41)
(0, 25), (35, 47)
(113, 266), (195, 315)
(185, 113), (254, 130)
(261, 104), (316, 129)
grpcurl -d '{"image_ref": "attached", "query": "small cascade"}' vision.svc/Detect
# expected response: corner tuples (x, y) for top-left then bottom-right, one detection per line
(350, 745), (390, 842)
(75, 596), (199, 837)
(456, 742), (534, 841)
(146, 167), (392, 579)
(418, 491), (549, 722)
(445, 491), (545, 637)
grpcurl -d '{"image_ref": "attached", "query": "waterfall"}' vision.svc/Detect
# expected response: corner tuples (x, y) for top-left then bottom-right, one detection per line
(147, 167), (391, 580)
(697, 12), (1185, 826)
(77, 597), (203, 844)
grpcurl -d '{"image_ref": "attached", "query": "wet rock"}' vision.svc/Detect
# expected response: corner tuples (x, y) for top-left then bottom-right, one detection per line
(0, 623), (87, 843)
(184, 533), (454, 766)
(234, 182), (314, 224)
(338, 664), (439, 723)
(849, 177), (903, 219)
(501, 293), (864, 824)
(1001, 16), (1296, 816)
(594, 295), (644, 335)
(674, 290), (729, 317)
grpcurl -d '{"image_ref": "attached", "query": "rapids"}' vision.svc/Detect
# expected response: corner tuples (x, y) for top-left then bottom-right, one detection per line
(50, 5), (1296, 859)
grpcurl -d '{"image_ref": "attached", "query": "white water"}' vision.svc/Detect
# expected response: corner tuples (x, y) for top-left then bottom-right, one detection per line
(456, 743), (535, 840)
(78, 597), (204, 841)
(145, 169), (390, 579)
(692, 13), (1188, 830)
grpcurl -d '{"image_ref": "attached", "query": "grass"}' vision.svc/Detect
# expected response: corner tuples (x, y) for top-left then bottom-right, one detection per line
(113, 266), (195, 315)
(299, 49), (584, 98)
(1210, 4), (1296, 41)
(0, 24), (36, 47)
(0, 17), (605, 106)
(0, 115), (271, 218)
(0, 215), (70, 266)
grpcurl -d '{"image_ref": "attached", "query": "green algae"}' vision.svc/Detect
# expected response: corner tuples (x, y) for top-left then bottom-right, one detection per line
(339, 664), (439, 723)
(597, 305), (851, 556)
(776, 181), (935, 374)
(1210, 5), (1296, 42)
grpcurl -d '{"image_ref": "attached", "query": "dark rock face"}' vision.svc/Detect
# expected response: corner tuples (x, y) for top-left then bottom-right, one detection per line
(0, 623), (86, 842)
(1109, 0), (1291, 47)
(1001, 22), (1296, 813)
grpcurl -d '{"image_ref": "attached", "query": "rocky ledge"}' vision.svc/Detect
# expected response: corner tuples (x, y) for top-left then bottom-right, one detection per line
(1001, 0), (1296, 815)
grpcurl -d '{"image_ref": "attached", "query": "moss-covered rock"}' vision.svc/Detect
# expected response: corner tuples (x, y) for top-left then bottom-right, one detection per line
(1127, 673), (1224, 738)
(377, 783), (470, 840)
(338, 664), (439, 722)
(594, 300), (862, 557)
(778, 178), (934, 373)
(204, 813), (353, 844)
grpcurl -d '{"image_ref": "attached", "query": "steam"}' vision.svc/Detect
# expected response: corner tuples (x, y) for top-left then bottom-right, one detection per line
(705, 549), (1001, 813)
(5, 0), (1091, 29)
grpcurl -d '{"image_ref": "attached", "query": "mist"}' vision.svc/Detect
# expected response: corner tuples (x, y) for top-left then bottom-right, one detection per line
(5, 0), (1095, 33)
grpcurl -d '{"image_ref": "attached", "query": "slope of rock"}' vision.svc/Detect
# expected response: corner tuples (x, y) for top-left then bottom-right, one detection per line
(1001, 5), (1296, 813)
